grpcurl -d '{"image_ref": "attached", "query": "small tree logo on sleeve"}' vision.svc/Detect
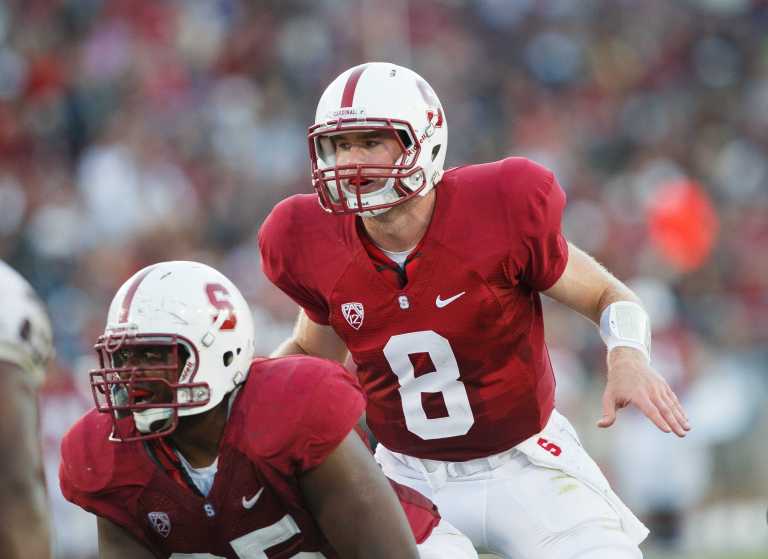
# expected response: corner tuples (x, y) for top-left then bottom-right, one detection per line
(341, 302), (364, 330)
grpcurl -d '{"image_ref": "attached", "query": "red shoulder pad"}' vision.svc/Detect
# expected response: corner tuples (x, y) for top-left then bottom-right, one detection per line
(258, 194), (340, 325)
(59, 409), (153, 496)
(496, 157), (568, 291)
(228, 356), (366, 474)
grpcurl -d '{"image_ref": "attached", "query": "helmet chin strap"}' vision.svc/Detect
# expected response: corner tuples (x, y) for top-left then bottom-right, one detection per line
(344, 176), (401, 216)
(133, 407), (173, 434)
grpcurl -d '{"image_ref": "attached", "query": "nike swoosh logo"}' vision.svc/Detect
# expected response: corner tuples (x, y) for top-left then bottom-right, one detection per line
(435, 291), (466, 308)
(242, 487), (265, 509)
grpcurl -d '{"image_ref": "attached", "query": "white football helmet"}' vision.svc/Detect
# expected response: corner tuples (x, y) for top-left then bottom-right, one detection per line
(91, 261), (255, 442)
(309, 62), (447, 215)
(0, 260), (53, 386)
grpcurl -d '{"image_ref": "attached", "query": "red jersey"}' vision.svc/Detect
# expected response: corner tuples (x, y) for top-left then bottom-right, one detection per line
(259, 157), (568, 461)
(59, 356), (438, 558)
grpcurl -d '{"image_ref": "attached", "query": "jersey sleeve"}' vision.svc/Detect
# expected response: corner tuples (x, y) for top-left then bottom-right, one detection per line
(292, 361), (367, 472)
(502, 158), (569, 291)
(59, 412), (152, 549)
(258, 197), (331, 325)
(389, 479), (440, 544)
(240, 357), (366, 475)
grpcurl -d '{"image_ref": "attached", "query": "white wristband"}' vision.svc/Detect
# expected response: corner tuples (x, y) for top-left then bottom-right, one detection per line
(599, 301), (651, 363)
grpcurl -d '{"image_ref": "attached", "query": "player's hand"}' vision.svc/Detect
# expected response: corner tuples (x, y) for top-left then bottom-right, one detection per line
(597, 347), (691, 437)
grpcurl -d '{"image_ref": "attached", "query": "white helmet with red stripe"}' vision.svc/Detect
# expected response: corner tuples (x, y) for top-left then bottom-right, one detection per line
(309, 62), (447, 215)
(91, 261), (255, 441)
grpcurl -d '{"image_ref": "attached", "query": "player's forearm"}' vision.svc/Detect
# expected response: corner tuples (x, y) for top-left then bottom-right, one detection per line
(317, 482), (420, 559)
(301, 433), (420, 559)
(0, 372), (51, 558)
(339, 504), (420, 559)
(593, 280), (642, 321)
(544, 242), (641, 324)
(270, 337), (309, 357)
(0, 490), (51, 559)
(97, 517), (155, 559)
(271, 336), (349, 363)
(270, 310), (349, 362)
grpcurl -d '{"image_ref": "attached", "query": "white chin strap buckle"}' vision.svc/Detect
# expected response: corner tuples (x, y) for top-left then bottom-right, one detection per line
(134, 407), (173, 434)
(599, 301), (652, 363)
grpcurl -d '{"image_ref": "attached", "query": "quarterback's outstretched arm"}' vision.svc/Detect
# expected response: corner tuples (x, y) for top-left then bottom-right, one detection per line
(0, 362), (51, 559)
(543, 241), (691, 437)
(97, 517), (154, 559)
(271, 308), (349, 362)
(300, 429), (421, 559)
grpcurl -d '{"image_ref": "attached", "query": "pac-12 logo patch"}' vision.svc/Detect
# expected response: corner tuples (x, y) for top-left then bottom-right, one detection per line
(148, 511), (171, 538)
(341, 302), (364, 330)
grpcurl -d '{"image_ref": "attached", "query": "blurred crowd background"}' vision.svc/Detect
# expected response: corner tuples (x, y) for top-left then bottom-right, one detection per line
(0, 0), (766, 557)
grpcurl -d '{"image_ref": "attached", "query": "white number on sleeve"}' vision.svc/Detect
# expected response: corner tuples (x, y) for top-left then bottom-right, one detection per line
(383, 330), (474, 440)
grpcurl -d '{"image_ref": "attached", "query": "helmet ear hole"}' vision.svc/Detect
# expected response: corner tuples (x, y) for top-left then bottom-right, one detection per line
(223, 351), (234, 367)
(397, 129), (412, 149)
(178, 345), (190, 369)
(431, 145), (441, 161)
(19, 318), (31, 341)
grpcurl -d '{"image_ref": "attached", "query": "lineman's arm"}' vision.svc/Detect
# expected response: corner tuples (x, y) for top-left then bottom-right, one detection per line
(0, 362), (51, 559)
(543, 242), (690, 437)
(300, 430), (420, 559)
(97, 517), (155, 559)
(271, 309), (349, 363)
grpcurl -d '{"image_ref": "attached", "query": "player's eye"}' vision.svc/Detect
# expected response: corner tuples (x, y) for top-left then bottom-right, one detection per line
(143, 350), (167, 363)
(112, 347), (168, 367)
(112, 350), (131, 367)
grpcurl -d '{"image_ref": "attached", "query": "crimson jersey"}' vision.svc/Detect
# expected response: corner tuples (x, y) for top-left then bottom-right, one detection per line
(60, 356), (438, 558)
(259, 157), (568, 461)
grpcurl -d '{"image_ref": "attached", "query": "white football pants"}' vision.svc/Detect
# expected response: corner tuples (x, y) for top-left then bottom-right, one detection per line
(417, 519), (479, 559)
(376, 410), (648, 559)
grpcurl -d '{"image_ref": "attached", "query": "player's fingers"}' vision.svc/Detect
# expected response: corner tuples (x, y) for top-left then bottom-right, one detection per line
(597, 391), (617, 428)
(651, 392), (686, 437)
(661, 389), (691, 434)
(635, 396), (672, 433)
(665, 386), (691, 427)
(664, 383), (683, 408)
(596, 416), (615, 428)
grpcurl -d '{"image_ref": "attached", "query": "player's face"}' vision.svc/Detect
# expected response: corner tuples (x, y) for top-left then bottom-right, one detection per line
(333, 130), (403, 194)
(112, 346), (179, 406)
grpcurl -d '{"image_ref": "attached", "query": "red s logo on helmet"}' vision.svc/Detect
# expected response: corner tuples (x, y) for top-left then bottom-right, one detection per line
(205, 283), (238, 330)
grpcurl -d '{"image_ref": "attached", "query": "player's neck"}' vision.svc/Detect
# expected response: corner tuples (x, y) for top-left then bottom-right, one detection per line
(360, 190), (435, 252)
(168, 402), (228, 468)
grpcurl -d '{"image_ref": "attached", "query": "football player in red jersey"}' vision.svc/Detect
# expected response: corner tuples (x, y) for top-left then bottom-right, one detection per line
(0, 261), (54, 559)
(59, 261), (477, 559)
(259, 62), (692, 559)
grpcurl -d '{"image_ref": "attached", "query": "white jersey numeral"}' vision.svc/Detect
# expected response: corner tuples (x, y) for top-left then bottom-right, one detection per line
(383, 330), (474, 440)
(168, 515), (325, 558)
